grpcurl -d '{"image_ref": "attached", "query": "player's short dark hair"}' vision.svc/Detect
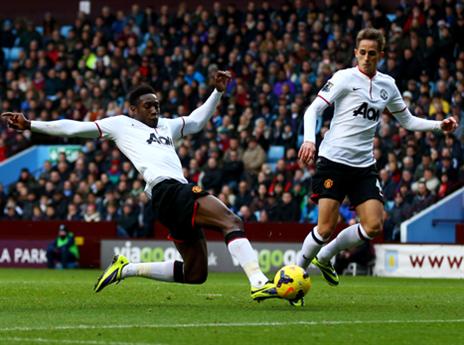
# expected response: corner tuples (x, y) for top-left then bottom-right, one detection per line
(356, 28), (385, 51)
(128, 84), (156, 106)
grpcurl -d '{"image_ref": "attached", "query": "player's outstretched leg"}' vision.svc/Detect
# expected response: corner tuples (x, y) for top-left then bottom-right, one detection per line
(314, 223), (370, 286)
(194, 195), (279, 302)
(311, 257), (339, 286)
(94, 254), (129, 292)
(250, 281), (279, 301)
(225, 231), (279, 301)
(94, 256), (188, 292)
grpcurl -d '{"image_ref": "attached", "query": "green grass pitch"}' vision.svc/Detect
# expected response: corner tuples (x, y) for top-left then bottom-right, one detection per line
(0, 269), (463, 345)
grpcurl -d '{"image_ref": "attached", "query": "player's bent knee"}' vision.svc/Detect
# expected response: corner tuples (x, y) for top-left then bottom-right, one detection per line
(363, 220), (384, 238)
(224, 212), (243, 231)
(316, 225), (336, 239)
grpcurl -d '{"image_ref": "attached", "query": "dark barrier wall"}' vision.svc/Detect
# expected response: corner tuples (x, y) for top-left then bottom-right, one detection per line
(2, 0), (400, 24)
(0, 221), (116, 268)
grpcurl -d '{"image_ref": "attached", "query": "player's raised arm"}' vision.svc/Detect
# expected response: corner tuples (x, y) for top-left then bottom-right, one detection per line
(1, 112), (31, 131)
(181, 70), (231, 135)
(1, 112), (100, 139)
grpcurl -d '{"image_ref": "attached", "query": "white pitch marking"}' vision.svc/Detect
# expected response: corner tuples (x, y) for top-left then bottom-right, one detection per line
(3, 337), (163, 345)
(196, 293), (223, 296)
(0, 319), (463, 333)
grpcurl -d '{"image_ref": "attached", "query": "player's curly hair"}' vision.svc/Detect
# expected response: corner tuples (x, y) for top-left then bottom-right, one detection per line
(356, 28), (385, 52)
(128, 84), (156, 106)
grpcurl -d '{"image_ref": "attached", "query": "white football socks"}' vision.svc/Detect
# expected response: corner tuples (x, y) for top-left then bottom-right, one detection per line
(296, 226), (326, 269)
(122, 261), (176, 282)
(227, 237), (268, 289)
(317, 223), (372, 264)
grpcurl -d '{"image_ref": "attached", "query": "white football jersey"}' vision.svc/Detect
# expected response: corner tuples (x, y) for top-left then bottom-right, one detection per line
(317, 67), (406, 167)
(96, 115), (187, 198)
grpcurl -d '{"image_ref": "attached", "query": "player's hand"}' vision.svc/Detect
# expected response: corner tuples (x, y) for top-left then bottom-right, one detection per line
(440, 117), (458, 133)
(1, 112), (31, 131)
(298, 141), (316, 165)
(214, 70), (232, 92)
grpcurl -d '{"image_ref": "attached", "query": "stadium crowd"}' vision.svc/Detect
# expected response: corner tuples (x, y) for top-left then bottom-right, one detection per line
(0, 0), (463, 241)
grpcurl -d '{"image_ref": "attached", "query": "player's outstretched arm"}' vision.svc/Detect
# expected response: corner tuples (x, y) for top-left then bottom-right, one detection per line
(393, 108), (458, 134)
(1, 112), (100, 138)
(213, 70), (231, 93)
(181, 71), (232, 136)
(1, 112), (31, 130)
(440, 116), (458, 133)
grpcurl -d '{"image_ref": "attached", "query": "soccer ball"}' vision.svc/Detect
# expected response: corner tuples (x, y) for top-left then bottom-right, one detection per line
(274, 265), (311, 300)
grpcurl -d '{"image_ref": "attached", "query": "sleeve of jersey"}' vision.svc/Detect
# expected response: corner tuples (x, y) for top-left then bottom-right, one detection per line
(385, 82), (408, 114)
(166, 117), (186, 141)
(316, 71), (347, 105)
(392, 108), (441, 132)
(303, 96), (328, 143)
(386, 84), (441, 132)
(181, 89), (223, 136)
(31, 120), (100, 138)
(95, 115), (126, 140)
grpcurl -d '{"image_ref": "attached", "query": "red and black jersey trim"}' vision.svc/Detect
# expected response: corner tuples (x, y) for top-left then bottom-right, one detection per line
(317, 94), (331, 106)
(95, 122), (103, 138)
(389, 106), (407, 114)
(180, 117), (186, 137)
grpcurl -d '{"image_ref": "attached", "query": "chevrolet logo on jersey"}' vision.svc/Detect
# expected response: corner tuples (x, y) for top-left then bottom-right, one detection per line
(321, 81), (333, 92)
(352, 102), (380, 121)
(146, 133), (174, 146)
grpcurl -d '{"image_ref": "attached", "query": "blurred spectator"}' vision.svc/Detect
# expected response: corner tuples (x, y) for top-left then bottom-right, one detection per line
(117, 203), (139, 237)
(242, 137), (266, 175)
(138, 193), (154, 237)
(83, 203), (101, 222)
(276, 192), (300, 222)
(46, 224), (79, 269)
(199, 157), (223, 194)
(66, 203), (83, 221)
(222, 150), (244, 189)
(238, 205), (257, 222)
(412, 182), (436, 215)
(385, 192), (413, 241)
(234, 180), (253, 210)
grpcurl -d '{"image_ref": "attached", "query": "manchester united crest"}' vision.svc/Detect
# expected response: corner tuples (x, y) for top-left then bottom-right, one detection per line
(192, 186), (203, 193)
(380, 89), (388, 100)
(323, 179), (334, 189)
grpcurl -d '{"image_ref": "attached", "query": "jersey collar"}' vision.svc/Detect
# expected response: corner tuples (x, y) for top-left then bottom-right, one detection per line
(356, 65), (376, 80)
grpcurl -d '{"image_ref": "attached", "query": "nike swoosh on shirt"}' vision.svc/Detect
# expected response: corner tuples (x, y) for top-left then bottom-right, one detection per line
(352, 88), (361, 91)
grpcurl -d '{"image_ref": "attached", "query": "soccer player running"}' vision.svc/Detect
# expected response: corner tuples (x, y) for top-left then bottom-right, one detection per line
(2, 71), (281, 303)
(297, 28), (458, 285)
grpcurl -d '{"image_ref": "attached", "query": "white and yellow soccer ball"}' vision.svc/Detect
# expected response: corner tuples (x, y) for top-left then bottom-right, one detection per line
(274, 265), (311, 300)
